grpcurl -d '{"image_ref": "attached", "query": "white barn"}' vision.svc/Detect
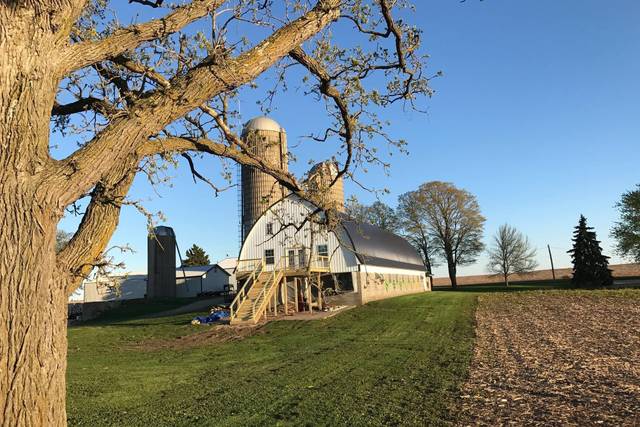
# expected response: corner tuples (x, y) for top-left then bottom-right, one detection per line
(231, 195), (430, 324)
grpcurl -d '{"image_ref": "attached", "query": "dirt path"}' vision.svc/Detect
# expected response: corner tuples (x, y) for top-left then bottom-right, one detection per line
(459, 291), (640, 426)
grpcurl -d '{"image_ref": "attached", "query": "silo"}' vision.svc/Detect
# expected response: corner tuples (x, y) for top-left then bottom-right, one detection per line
(147, 226), (176, 298)
(240, 116), (288, 241)
(306, 161), (345, 212)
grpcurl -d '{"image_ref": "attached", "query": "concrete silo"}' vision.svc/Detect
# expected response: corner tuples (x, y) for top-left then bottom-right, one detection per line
(306, 161), (345, 212)
(240, 116), (288, 242)
(147, 226), (176, 298)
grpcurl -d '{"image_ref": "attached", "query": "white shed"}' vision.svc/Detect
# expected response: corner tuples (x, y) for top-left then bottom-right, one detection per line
(175, 264), (236, 297)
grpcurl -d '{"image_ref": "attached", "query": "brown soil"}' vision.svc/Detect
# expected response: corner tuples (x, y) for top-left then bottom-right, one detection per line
(434, 263), (640, 287)
(130, 324), (265, 351)
(458, 292), (640, 426)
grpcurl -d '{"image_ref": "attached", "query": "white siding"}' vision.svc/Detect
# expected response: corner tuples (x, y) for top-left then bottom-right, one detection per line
(82, 275), (147, 302)
(239, 196), (358, 273)
(176, 267), (235, 297)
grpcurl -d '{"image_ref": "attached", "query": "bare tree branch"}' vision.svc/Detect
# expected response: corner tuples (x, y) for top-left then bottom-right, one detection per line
(52, 97), (119, 117)
(62, 0), (225, 74)
(54, 1), (341, 206)
(289, 46), (353, 188)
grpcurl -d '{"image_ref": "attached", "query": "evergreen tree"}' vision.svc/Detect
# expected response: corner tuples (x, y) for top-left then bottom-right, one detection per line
(568, 215), (613, 287)
(183, 244), (211, 267)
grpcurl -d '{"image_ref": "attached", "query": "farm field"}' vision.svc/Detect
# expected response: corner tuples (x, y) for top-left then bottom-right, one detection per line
(459, 290), (640, 426)
(67, 286), (640, 426)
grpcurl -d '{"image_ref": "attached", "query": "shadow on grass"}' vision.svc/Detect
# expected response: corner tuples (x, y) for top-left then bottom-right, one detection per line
(76, 298), (205, 326)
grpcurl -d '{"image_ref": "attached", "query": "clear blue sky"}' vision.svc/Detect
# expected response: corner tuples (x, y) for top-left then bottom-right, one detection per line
(58, 0), (640, 277)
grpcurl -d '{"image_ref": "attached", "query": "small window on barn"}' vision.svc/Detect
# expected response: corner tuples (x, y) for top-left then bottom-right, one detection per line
(266, 222), (274, 235)
(317, 244), (328, 257)
(264, 249), (275, 265)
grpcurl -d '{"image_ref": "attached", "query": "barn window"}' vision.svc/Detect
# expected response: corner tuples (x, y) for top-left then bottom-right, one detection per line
(317, 244), (328, 257)
(266, 222), (274, 235)
(264, 249), (275, 265)
(317, 244), (329, 268)
(287, 249), (296, 267)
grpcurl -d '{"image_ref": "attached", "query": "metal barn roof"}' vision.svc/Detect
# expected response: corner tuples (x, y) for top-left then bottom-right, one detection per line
(176, 264), (231, 278)
(341, 220), (425, 272)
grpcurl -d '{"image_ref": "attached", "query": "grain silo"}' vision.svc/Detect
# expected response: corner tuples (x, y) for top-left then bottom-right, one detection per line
(306, 161), (345, 212)
(147, 226), (176, 298)
(240, 116), (288, 242)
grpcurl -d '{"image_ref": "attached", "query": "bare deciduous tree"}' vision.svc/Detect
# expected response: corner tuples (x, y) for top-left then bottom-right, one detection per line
(487, 224), (538, 286)
(397, 189), (438, 274)
(0, 0), (433, 423)
(417, 181), (485, 288)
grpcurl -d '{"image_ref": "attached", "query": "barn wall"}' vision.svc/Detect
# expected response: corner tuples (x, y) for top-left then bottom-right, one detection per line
(354, 269), (429, 304)
(239, 196), (358, 273)
(83, 276), (147, 302)
(175, 277), (202, 298)
(176, 269), (234, 297)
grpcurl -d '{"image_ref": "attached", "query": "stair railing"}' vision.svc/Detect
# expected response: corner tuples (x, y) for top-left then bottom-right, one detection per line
(250, 258), (285, 323)
(229, 259), (263, 320)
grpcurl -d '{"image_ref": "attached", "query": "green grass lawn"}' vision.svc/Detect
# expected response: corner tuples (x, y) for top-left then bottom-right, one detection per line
(67, 292), (477, 426)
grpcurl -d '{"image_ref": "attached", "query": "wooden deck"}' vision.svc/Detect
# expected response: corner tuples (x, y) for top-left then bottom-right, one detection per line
(230, 257), (331, 325)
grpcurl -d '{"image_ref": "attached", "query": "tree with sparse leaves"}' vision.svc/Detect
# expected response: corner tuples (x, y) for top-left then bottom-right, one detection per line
(611, 185), (640, 262)
(183, 244), (211, 266)
(568, 215), (613, 287)
(1, 0), (434, 421)
(397, 189), (439, 274)
(487, 224), (538, 286)
(345, 199), (401, 233)
(416, 181), (485, 289)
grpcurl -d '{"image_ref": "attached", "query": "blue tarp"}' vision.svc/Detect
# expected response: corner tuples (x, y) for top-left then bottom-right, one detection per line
(192, 310), (230, 324)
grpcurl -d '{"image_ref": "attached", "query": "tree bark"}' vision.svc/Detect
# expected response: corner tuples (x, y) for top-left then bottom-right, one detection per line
(0, 5), (74, 423)
(0, 207), (68, 426)
(0, 111), (68, 425)
(446, 253), (457, 289)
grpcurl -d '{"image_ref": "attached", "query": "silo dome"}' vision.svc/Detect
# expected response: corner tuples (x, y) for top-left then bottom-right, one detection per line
(306, 161), (345, 212)
(242, 116), (284, 134)
(151, 226), (175, 237)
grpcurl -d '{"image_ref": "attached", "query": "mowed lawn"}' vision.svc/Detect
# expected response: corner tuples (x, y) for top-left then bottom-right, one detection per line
(67, 292), (477, 426)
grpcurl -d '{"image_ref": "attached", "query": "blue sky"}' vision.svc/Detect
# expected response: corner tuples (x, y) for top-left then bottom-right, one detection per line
(58, 0), (640, 277)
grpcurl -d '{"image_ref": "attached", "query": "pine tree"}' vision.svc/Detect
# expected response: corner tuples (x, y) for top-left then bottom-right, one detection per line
(568, 215), (613, 287)
(183, 244), (211, 267)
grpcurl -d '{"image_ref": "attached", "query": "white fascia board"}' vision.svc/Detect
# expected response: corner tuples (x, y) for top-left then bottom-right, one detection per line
(357, 265), (426, 276)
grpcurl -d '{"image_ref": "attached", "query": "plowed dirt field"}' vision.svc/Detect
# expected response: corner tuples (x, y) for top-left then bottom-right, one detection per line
(459, 291), (640, 426)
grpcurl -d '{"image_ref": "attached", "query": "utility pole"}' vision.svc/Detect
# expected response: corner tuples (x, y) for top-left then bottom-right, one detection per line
(547, 244), (556, 280)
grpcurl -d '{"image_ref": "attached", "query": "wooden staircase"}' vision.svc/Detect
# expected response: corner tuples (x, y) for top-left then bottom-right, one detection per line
(230, 259), (285, 325)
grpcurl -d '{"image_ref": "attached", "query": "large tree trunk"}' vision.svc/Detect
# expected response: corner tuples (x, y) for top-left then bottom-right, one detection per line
(0, 6), (72, 424)
(0, 208), (68, 426)
(446, 253), (457, 289)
